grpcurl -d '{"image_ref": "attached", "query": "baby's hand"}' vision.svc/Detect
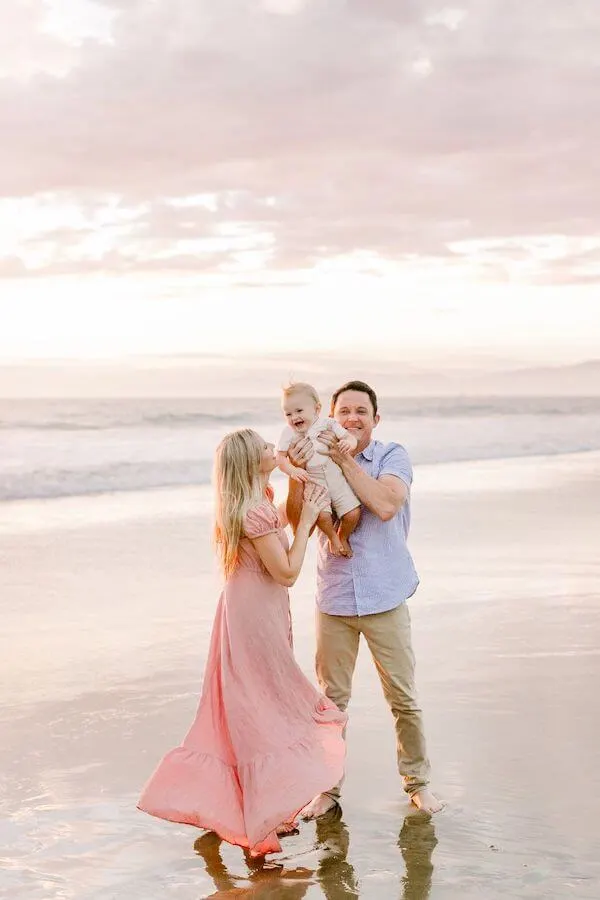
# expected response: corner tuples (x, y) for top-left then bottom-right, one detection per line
(291, 467), (310, 483)
(337, 438), (354, 454)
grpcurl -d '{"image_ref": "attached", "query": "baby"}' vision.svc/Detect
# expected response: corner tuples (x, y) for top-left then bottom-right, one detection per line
(276, 382), (361, 557)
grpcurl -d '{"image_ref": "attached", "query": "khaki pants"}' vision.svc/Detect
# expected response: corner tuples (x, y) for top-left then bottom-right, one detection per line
(316, 603), (430, 798)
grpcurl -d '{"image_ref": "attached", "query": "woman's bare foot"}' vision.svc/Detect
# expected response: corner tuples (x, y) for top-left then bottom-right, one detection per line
(276, 820), (299, 836)
(300, 793), (338, 820)
(410, 789), (444, 814)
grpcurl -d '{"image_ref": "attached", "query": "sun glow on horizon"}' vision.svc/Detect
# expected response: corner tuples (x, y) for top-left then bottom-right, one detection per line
(1, 1), (599, 375)
(1, 270), (599, 366)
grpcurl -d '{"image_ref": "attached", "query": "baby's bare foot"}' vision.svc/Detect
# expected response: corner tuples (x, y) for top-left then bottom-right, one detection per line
(338, 536), (353, 558)
(328, 535), (344, 556)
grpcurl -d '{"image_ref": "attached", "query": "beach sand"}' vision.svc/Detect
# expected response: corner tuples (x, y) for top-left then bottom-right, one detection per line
(1, 452), (599, 899)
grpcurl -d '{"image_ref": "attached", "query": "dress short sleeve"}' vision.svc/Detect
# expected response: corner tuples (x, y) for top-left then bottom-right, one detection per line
(243, 502), (280, 539)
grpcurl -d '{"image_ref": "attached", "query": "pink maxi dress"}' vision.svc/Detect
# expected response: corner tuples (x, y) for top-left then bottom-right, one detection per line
(138, 499), (347, 856)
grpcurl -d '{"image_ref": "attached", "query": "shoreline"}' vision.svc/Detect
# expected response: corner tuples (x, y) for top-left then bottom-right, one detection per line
(1, 448), (598, 536)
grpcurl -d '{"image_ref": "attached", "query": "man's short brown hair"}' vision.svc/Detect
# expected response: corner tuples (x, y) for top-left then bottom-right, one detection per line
(330, 380), (378, 416)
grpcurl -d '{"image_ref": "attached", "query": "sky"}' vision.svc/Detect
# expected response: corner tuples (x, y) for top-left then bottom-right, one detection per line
(1, 0), (599, 371)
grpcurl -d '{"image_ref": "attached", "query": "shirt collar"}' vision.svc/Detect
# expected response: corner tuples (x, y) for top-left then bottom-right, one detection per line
(358, 440), (375, 461)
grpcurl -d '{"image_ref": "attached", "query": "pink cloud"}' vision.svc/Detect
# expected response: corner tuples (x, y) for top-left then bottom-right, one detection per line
(0, 0), (599, 280)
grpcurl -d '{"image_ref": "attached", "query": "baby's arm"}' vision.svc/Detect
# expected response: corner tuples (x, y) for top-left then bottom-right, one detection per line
(330, 420), (358, 454)
(276, 450), (310, 483)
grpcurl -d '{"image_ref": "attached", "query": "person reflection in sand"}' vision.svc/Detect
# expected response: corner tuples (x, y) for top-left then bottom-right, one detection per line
(195, 809), (434, 900)
(193, 809), (362, 900)
(314, 807), (437, 900)
(314, 807), (359, 900)
(194, 831), (312, 898)
(398, 814), (438, 900)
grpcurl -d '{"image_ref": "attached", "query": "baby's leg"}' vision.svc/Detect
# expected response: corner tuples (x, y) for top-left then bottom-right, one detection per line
(337, 506), (361, 558)
(317, 510), (344, 557)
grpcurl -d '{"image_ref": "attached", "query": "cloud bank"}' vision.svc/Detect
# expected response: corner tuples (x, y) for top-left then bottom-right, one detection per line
(1, 0), (599, 282)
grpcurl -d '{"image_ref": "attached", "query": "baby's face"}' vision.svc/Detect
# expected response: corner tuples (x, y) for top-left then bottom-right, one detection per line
(282, 392), (320, 434)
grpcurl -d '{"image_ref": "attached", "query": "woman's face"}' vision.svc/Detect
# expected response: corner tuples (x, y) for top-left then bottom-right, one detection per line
(258, 437), (276, 475)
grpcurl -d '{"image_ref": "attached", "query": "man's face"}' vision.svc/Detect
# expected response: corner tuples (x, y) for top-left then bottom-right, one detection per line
(332, 390), (379, 450)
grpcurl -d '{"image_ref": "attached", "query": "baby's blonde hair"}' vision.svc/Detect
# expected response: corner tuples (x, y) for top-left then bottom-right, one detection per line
(282, 381), (320, 405)
(213, 428), (264, 578)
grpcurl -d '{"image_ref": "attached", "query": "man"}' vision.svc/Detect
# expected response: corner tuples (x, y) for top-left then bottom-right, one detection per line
(286, 380), (442, 817)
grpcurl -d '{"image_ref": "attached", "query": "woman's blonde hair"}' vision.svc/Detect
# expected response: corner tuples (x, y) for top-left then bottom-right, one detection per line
(213, 428), (265, 578)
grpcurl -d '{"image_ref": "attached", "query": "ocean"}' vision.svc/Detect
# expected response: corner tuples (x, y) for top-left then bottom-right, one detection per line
(1, 395), (600, 502)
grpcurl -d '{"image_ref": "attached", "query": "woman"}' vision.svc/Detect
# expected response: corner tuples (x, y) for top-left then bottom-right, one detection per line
(138, 429), (347, 856)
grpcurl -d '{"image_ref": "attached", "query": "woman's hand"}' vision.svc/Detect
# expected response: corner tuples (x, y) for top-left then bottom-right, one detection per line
(299, 481), (329, 528)
(290, 466), (310, 483)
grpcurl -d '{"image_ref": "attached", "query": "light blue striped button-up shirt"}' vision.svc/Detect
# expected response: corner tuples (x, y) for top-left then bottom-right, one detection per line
(315, 440), (419, 616)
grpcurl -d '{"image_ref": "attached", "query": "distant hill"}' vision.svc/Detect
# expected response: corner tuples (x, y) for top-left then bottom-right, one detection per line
(0, 357), (599, 397)
(453, 360), (600, 397)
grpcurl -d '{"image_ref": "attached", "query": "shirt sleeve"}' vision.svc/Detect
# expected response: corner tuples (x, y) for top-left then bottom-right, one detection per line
(378, 443), (413, 488)
(243, 503), (280, 539)
(275, 426), (294, 453)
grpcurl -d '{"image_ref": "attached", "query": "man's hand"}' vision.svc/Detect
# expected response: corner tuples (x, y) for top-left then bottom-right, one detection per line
(288, 435), (314, 468)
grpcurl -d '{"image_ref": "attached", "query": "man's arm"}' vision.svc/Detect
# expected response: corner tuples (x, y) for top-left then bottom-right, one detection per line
(325, 437), (408, 522)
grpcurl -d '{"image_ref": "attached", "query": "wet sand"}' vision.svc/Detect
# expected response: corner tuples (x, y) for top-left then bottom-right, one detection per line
(1, 452), (599, 899)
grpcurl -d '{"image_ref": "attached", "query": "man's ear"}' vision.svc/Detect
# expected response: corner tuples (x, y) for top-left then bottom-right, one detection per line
(373, 414), (381, 427)
(316, 402), (322, 415)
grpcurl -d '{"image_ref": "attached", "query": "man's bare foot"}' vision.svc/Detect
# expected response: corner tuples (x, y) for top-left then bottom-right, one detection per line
(276, 820), (299, 836)
(410, 789), (444, 814)
(328, 534), (344, 556)
(300, 793), (338, 820)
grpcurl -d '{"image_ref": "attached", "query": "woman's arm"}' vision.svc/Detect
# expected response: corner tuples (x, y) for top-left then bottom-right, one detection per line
(252, 482), (327, 586)
(251, 524), (311, 587)
(276, 501), (289, 528)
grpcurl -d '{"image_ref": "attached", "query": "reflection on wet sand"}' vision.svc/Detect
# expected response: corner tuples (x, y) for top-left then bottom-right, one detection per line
(398, 814), (437, 900)
(194, 809), (437, 899)
(194, 831), (312, 898)
(314, 808), (358, 899)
